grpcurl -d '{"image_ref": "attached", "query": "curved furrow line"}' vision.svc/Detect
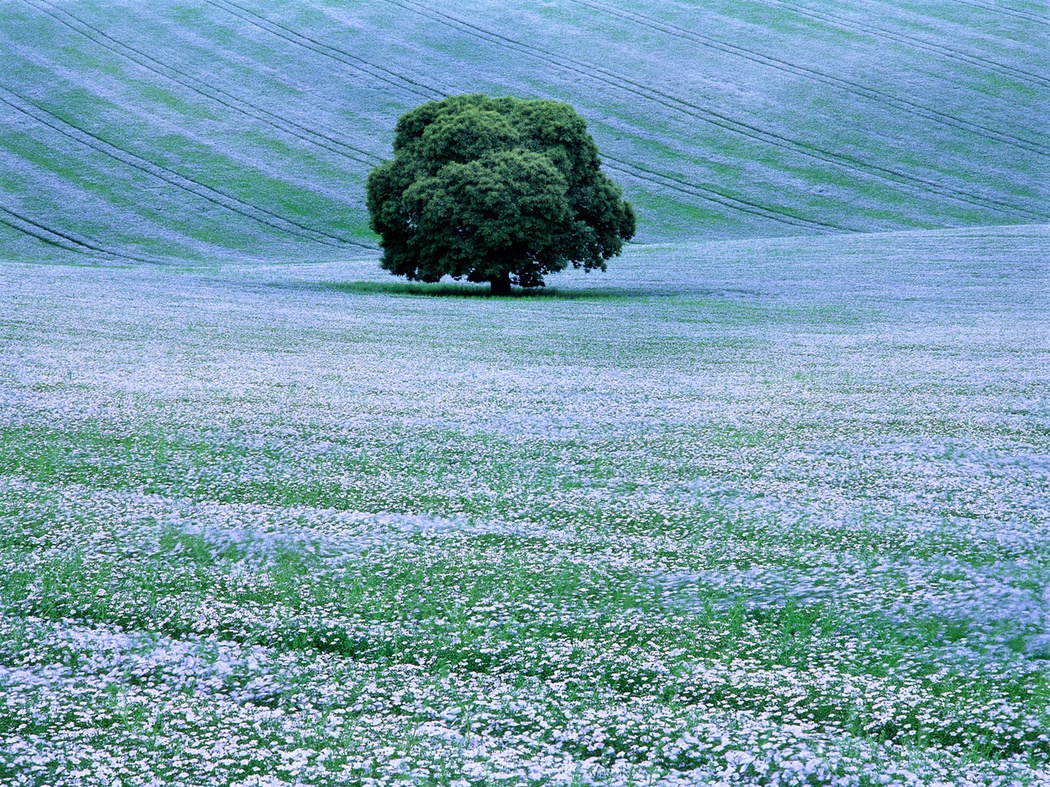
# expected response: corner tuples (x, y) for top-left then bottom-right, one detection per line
(602, 155), (850, 232)
(0, 87), (375, 250)
(23, 0), (386, 169)
(235, 0), (856, 232)
(604, 160), (789, 229)
(952, 0), (1050, 25)
(0, 208), (107, 257)
(765, 0), (1050, 89)
(382, 0), (1047, 222)
(202, 0), (446, 101)
(568, 0), (1049, 157)
(0, 205), (151, 262)
(209, 3), (844, 233)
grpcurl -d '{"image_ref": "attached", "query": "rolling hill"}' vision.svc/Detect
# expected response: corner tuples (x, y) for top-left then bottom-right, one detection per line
(1, 0), (1047, 263)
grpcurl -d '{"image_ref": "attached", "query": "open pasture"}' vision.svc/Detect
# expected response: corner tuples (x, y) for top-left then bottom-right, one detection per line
(2, 225), (1049, 785)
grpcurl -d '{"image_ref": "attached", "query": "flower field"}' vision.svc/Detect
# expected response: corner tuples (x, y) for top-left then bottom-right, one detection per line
(2, 225), (1048, 785)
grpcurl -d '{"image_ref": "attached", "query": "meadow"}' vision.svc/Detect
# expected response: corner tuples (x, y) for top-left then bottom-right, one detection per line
(3, 0), (1050, 784)
(2, 225), (1049, 785)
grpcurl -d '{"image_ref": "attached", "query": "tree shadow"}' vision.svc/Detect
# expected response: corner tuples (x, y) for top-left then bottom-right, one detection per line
(324, 280), (642, 300)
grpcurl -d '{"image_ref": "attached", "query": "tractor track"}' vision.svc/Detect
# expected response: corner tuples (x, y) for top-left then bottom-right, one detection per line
(382, 0), (1046, 222)
(202, 0), (446, 101)
(279, 0), (849, 231)
(12, 0), (1044, 242)
(567, 0), (1049, 157)
(0, 204), (153, 262)
(21, 0), (387, 170)
(0, 87), (375, 250)
(204, 0), (823, 230)
(952, 0), (1050, 26)
(764, 0), (1050, 90)
(202, 0), (836, 230)
(602, 155), (850, 232)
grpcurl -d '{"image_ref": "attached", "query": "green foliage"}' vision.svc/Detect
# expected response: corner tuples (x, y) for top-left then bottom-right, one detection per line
(366, 94), (636, 293)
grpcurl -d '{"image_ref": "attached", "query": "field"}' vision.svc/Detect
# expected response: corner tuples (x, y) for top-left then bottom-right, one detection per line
(2, 225), (1049, 785)
(3, 0), (1050, 784)
(1, 0), (1047, 259)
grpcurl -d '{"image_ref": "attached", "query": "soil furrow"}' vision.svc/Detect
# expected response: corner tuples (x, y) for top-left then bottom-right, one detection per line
(766, 0), (1050, 88)
(203, 0), (445, 101)
(0, 89), (372, 250)
(603, 156), (849, 231)
(0, 205), (150, 262)
(0, 211), (100, 257)
(226, 3), (845, 233)
(568, 0), (1049, 157)
(24, 0), (387, 168)
(953, 0), (1050, 25)
(383, 0), (1046, 222)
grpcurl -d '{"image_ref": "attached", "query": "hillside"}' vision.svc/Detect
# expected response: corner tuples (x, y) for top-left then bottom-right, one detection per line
(1, 0), (1047, 262)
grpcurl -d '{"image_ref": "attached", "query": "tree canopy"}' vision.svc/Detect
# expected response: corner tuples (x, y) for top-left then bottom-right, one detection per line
(366, 95), (636, 294)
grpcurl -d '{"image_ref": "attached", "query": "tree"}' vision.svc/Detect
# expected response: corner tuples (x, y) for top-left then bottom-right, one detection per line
(366, 94), (636, 295)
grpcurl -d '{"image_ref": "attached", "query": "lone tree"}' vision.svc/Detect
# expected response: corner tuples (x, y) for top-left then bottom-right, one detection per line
(366, 94), (635, 295)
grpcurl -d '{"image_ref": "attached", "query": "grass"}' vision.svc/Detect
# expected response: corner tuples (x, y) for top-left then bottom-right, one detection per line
(1, 227), (1049, 784)
(324, 280), (640, 300)
(1, 1), (1048, 782)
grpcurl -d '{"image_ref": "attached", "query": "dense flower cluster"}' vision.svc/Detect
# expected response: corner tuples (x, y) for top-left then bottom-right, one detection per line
(1, 225), (1048, 785)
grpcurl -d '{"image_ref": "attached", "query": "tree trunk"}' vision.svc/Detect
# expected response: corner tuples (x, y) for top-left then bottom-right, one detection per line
(489, 271), (512, 296)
